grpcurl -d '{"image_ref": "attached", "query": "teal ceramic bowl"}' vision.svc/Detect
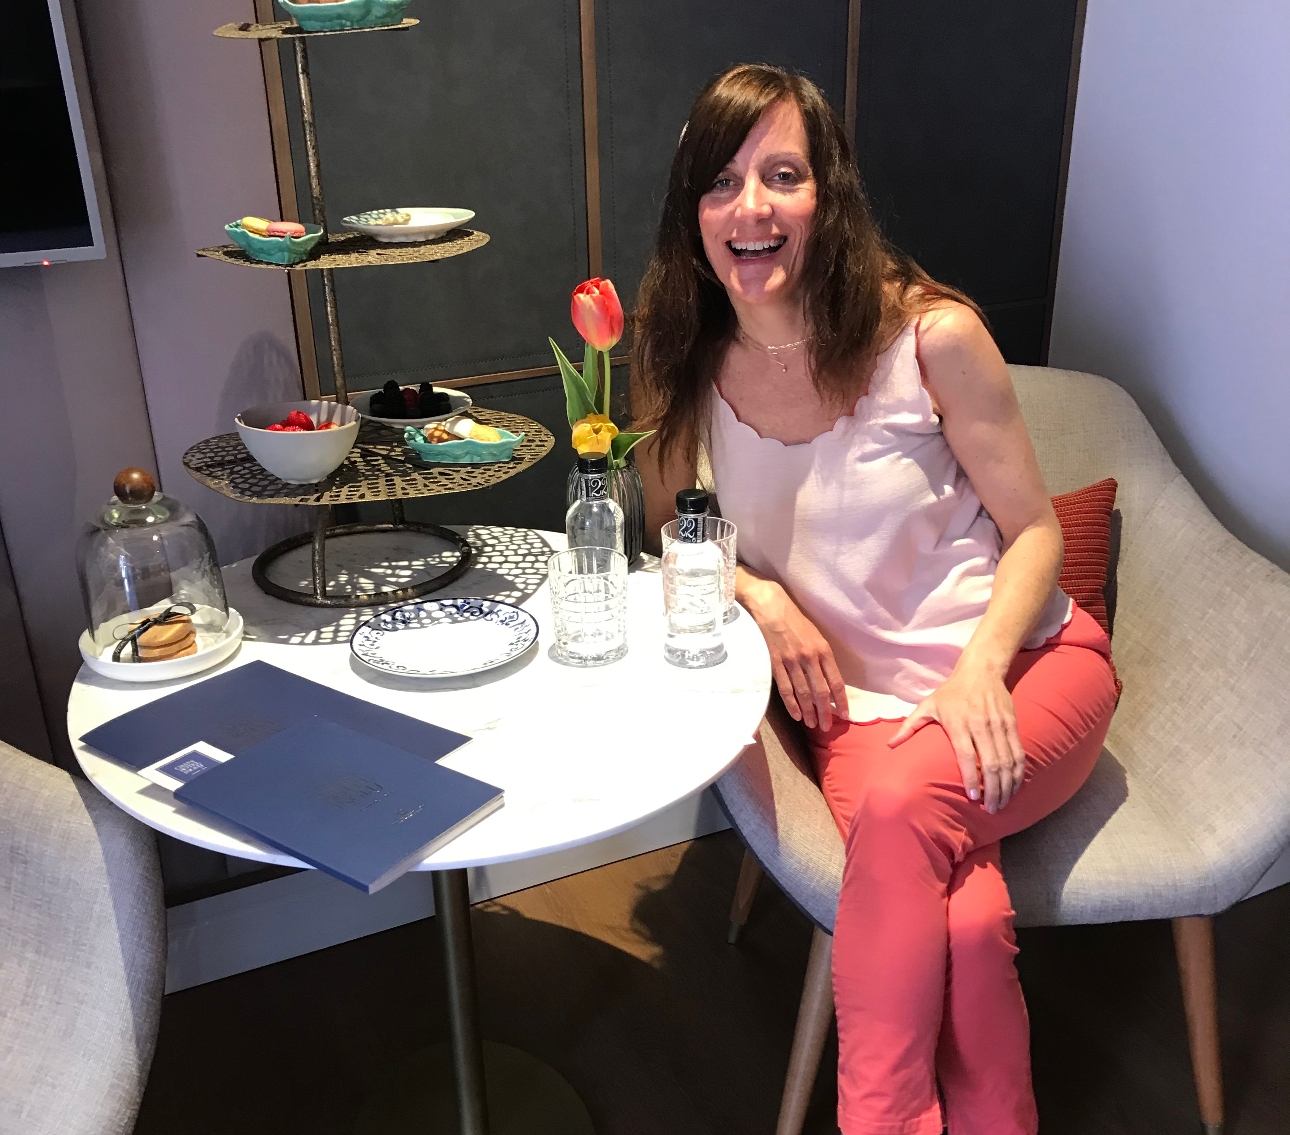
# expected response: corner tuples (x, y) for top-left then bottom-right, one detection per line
(225, 221), (324, 265)
(277, 0), (410, 32)
(403, 426), (523, 464)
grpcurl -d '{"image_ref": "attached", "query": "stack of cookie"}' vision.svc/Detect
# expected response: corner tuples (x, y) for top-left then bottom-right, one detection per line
(129, 614), (197, 662)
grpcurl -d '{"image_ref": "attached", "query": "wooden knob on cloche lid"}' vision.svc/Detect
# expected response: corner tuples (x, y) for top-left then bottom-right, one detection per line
(113, 468), (156, 504)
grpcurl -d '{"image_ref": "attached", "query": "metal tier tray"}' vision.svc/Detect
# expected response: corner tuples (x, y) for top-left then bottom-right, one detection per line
(183, 409), (555, 608)
(214, 19), (418, 39)
(195, 227), (489, 272)
(183, 408), (552, 505)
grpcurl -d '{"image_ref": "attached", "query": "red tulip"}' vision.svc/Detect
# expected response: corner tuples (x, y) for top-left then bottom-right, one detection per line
(571, 278), (624, 351)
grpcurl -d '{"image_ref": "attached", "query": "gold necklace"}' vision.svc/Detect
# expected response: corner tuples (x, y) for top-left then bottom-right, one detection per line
(738, 328), (811, 373)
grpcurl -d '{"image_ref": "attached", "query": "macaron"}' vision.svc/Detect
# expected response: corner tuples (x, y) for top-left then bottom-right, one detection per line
(132, 615), (194, 650)
(138, 635), (198, 662)
(124, 615), (196, 661)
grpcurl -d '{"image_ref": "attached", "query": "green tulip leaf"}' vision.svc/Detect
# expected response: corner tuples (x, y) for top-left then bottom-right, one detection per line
(609, 429), (654, 468)
(581, 342), (601, 409)
(551, 338), (596, 426)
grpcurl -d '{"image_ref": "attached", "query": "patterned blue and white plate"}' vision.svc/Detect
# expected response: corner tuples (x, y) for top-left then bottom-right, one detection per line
(349, 598), (539, 679)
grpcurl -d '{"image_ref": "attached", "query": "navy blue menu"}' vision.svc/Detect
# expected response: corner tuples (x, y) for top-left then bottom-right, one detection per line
(80, 660), (472, 770)
(175, 717), (503, 893)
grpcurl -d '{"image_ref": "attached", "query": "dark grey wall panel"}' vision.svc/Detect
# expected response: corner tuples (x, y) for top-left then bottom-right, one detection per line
(854, 0), (1079, 362)
(983, 299), (1047, 367)
(597, 0), (849, 313)
(281, 0), (589, 392)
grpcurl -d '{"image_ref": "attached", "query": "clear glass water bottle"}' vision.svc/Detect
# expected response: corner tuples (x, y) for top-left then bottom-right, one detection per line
(566, 453), (625, 553)
(662, 488), (726, 668)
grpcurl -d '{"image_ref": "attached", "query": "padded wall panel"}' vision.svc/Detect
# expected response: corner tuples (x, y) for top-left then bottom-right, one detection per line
(855, 0), (1079, 360)
(597, 0), (849, 313)
(280, 0), (589, 393)
(983, 300), (1047, 368)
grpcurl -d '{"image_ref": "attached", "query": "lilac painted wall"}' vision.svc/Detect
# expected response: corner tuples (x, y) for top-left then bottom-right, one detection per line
(77, 0), (308, 567)
(0, 0), (158, 765)
(1049, 1), (1290, 570)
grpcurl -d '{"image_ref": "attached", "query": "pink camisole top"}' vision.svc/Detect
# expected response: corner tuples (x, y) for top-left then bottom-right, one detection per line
(707, 320), (1071, 723)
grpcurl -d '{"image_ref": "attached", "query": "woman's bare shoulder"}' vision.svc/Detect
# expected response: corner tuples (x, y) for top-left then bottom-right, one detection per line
(916, 299), (995, 356)
(913, 300), (1011, 407)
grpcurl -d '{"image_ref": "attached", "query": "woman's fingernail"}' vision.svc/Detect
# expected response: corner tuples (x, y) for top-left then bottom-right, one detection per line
(969, 789), (980, 801)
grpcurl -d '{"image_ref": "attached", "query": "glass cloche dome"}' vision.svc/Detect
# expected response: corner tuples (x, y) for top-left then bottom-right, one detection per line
(77, 468), (229, 661)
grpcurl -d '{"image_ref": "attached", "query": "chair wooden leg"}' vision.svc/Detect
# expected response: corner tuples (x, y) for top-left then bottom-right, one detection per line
(776, 926), (834, 1135)
(727, 848), (764, 943)
(1173, 916), (1224, 1135)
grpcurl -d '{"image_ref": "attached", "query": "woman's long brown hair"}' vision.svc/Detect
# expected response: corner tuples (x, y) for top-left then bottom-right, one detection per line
(632, 63), (984, 468)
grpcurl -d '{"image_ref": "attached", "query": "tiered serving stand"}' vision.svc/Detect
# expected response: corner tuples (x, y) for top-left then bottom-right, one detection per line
(189, 16), (553, 610)
(187, 18), (576, 1135)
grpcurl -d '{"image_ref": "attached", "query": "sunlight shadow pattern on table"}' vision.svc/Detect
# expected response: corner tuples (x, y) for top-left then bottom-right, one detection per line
(232, 525), (555, 646)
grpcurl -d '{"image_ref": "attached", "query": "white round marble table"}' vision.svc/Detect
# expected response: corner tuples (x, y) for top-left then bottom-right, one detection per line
(69, 525), (771, 1135)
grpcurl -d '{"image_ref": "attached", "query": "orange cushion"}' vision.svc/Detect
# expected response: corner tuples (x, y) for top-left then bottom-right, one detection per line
(1051, 478), (1118, 639)
(1051, 478), (1121, 698)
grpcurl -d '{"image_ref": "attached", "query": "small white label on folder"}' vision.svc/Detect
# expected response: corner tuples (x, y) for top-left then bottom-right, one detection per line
(138, 741), (235, 792)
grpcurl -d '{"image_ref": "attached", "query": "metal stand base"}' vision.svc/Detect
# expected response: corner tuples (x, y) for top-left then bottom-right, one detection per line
(353, 1041), (594, 1135)
(354, 870), (594, 1135)
(251, 502), (473, 608)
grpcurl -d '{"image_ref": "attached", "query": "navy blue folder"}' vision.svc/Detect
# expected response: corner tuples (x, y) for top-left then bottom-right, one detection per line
(80, 660), (471, 770)
(175, 717), (504, 893)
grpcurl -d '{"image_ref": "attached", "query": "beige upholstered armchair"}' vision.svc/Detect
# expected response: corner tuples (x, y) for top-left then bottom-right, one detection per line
(715, 366), (1290, 1135)
(0, 743), (166, 1135)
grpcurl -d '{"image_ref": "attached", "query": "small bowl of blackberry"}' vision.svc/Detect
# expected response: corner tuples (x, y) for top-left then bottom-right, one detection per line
(353, 381), (473, 428)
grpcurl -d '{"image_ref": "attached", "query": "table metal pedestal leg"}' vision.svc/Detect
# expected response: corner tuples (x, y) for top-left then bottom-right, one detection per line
(435, 870), (488, 1134)
(353, 871), (594, 1135)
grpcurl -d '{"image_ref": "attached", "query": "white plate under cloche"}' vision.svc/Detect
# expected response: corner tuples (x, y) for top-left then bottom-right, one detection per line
(79, 607), (244, 683)
(350, 598), (538, 679)
(341, 208), (475, 243)
(351, 386), (473, 429)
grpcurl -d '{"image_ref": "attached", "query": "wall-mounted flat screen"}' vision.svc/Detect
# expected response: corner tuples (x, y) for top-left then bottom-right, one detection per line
(0, 0), (105, 267)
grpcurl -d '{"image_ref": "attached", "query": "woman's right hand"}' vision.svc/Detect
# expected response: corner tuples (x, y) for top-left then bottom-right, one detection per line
(740, 571), (847, 731)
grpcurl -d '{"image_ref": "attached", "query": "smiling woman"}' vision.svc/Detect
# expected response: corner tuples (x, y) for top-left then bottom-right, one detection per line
(699, 101), (815, 328)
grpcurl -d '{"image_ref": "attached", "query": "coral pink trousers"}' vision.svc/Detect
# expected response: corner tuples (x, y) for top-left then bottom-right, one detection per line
(806, 605), (1117, 1135)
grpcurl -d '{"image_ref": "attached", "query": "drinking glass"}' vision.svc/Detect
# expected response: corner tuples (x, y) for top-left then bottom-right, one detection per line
(547, 547), (629, 666)
(660, 516), (738, 623)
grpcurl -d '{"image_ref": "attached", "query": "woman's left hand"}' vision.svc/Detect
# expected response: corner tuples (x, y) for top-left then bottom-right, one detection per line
(887, 666), (1026, 814)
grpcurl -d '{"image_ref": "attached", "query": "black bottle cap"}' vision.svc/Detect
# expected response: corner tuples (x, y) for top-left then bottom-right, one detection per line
(676, 488), (709, 515)
(577, 453), (609, 475)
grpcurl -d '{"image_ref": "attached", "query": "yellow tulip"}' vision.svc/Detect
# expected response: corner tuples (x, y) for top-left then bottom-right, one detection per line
(572, 414), (619, 455)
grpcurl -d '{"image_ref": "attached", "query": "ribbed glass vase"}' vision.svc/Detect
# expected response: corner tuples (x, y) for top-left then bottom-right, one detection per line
(566, 455), (646, 566)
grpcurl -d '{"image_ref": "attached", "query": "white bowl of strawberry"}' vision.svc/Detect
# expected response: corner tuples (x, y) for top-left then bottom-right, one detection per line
(235, 400), (359, 484)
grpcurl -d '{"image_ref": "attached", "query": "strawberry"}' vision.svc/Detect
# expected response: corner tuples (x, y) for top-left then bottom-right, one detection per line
(402, 386), (419, 409)
(316, 422), (339, 430)
(267, 423), (307, 432)
(284, 410), (315, 430)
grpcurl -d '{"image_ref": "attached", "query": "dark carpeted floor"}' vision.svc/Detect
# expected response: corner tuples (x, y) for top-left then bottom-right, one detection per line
(133, 831), (1290, 1134)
